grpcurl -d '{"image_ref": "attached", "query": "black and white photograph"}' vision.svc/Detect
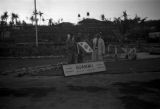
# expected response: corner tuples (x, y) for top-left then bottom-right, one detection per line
(0, 0), (160, 109)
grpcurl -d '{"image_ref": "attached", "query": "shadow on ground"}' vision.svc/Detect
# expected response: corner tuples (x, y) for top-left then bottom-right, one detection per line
(114, 79), (160, 109)
(68, 85), (108, 92)
(0, 87), (56, 98)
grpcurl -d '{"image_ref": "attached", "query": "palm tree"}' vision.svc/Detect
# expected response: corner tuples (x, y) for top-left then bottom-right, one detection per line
(78, 14), (81, 21)
(87, 12), (90, 18)
(101, 14), (105, 21)
(78, 14), (80, 18)
(14, 14), (19, 25)
(38, 11), (43, 25)
(22, 20), (27, 25)
(42, 18), (45, 25)
(0, 11), (8, 25)
(3, 11), (9, 23)
(140, 17), (148, 24)
(57, 18), (63, 23)
(57, 19), (60, 24)
(9, 21), (13, 26)
(123, 10), (128, 20)
(30, 16), (35, 25)
(1, 14), (6, 27)
(114, 17), (121, 24)
(122, 11), (128, 34)
(11, 13), (18, 25)
(1, 15), (5, 22)
(133, 14), (141, 24)
(11, 13), (16, 25)
(48, 18), (53, 26)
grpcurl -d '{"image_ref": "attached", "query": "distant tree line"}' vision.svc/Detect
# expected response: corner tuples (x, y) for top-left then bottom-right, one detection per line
(0, 10), (160, 43)
(0, 11), (160, 57)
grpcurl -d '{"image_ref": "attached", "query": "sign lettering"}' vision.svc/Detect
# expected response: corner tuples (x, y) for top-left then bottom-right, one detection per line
(63, 61), (106, 76)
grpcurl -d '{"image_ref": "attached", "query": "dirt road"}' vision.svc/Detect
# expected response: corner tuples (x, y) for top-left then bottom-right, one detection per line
(0, 71), (160, 109)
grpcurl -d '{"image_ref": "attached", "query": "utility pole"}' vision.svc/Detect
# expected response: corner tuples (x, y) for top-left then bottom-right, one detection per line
(34, 0), (38, 47)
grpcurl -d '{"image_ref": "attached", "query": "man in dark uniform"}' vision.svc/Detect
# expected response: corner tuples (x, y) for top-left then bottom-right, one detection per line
(66, 33), (77, 64)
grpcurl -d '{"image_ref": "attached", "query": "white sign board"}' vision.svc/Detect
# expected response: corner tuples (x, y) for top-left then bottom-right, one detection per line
(78, 42), (93, 53)
(63, 61), (106, 76)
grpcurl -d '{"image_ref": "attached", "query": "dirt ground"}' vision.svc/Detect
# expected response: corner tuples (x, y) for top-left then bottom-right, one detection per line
(0, 56), (160, 109)
(0, 72), (160, 109)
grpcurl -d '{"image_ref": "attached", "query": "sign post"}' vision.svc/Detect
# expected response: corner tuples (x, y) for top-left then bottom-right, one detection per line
(34, 0), (38, 47)
(63, 61), (106, 76)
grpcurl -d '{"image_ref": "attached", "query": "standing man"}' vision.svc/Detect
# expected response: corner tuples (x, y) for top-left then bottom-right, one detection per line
(66, 33), (77, 64)
(76, 32), (83, 63)
(92, 34), (98, 61)
(71, 35), (77, 63)
(92, 33), (105, 61)
(66, 33), (72, 64)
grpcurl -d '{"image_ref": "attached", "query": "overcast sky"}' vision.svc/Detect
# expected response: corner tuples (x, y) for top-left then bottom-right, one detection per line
(0, 0), (160, 24)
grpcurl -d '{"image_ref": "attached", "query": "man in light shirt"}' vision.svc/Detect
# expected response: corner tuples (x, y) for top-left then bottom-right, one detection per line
(92, 33), (105, 61)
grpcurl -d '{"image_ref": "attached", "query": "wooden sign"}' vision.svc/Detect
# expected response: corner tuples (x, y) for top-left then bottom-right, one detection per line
(63, 61), (106, 76)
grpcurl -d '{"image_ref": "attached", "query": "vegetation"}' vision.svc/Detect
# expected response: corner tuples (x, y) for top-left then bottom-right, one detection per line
(0, 11), (160, 57)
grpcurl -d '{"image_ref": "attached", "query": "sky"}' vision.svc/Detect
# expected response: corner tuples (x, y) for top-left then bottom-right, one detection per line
(0, 0), (160, 24)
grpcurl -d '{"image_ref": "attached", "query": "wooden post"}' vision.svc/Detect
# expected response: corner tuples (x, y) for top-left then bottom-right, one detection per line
(34, 0), (38, 47)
